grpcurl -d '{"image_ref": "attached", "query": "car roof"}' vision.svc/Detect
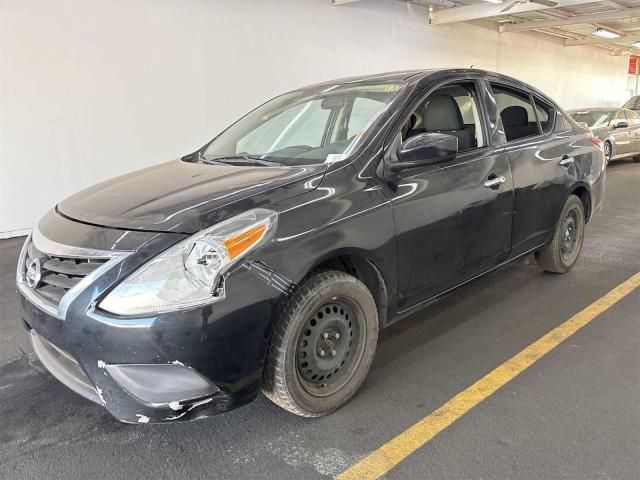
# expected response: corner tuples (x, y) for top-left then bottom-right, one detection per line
(298, 68), (554, 102)
(304, 68), (529, 86)
(299, 69), (437, 89)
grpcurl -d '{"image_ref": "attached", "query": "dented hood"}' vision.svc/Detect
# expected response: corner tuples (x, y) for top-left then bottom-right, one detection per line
(57, 159), (326, 233)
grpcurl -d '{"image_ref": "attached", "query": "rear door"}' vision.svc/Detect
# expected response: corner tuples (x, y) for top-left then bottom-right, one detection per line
(387, 77), (514, 311)
(488, 81), (576, 256)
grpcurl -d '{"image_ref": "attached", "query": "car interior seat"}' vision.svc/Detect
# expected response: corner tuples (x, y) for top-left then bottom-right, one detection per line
(500, 105), (538, 141)
(421, 94), (472, 151)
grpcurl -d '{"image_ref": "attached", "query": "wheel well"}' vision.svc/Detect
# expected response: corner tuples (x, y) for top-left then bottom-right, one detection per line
(571, 186), (592, 222)
(308, 255), (388, 326)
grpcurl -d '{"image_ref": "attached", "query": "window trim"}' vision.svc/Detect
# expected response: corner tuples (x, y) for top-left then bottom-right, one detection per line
(531, 95), (556, 135)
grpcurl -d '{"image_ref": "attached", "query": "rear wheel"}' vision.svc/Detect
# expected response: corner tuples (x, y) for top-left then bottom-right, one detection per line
(535, 194), (585, 273)
(263, 270), (378, 417)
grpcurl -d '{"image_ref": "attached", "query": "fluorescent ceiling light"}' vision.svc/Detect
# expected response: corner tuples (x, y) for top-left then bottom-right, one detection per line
(633, 41), (640, 49)
(593, 28), (620, 39)
(482, 0), (504, 3)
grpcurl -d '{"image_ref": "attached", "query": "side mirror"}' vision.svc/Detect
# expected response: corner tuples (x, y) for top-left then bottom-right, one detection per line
(181, 151), (199, 162)
(390, 133), (458, 172)
(614, 121), (629, 129)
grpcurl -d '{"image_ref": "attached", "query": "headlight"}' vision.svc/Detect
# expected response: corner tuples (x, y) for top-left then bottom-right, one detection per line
(99, 209), (278, 316)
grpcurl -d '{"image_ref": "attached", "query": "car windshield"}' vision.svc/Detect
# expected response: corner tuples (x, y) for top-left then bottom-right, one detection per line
(201, 82), (405, 166)
(570, 110), (615, 128)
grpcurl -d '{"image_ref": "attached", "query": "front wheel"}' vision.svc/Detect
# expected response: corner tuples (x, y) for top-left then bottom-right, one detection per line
(535, 194), (585, 273)
(263, 270), (379, 417)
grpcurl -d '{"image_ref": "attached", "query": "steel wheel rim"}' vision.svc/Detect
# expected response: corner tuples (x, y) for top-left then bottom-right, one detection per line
(560, 207), (580, 263)
(295, 298), (366, 397)
(604, 143), (611, 161)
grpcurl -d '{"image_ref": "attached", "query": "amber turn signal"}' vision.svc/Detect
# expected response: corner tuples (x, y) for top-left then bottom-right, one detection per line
(224, 224), (267, 260)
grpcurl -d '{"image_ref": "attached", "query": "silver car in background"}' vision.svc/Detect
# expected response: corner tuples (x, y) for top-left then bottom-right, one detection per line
(569, 108), (640, 165)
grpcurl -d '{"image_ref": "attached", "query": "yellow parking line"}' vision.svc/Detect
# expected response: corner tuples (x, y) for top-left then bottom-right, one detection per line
(337, 272), (640, 480)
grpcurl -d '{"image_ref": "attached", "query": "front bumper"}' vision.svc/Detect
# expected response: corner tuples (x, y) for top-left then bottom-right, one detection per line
(29, 328), (102, 405)
(17, 211), (290, 423)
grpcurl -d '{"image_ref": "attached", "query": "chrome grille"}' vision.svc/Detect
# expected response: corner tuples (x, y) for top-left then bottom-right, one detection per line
(25, 241), (108, 306)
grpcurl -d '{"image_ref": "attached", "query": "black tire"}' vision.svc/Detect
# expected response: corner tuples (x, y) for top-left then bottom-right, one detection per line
(535, 194), (585, 273)
(603, 141), (612, 165)
(263, 270), (378, 417)
(633, 156), (640, 163)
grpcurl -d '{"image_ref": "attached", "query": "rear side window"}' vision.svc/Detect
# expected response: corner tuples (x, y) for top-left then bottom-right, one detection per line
(490, 84), (540, 142)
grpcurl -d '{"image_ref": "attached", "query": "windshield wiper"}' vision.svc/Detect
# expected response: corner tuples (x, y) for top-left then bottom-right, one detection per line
(201, 154), (282, 167)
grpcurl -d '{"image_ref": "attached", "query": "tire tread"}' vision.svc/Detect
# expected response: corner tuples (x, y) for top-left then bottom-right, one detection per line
(262, 270), (376, 417)
(535, 194), (584, 273)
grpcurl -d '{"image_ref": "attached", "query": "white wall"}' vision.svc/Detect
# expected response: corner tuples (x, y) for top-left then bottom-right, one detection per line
(0, 0), (629, 237)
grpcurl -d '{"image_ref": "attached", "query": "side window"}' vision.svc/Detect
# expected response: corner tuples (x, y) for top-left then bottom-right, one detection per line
(629, 110), (640, 125)
(613, 110), (627, 126)
(534, 98), (554, 134)
(400, 82), (485, 152)
(490, 84), (540, 142)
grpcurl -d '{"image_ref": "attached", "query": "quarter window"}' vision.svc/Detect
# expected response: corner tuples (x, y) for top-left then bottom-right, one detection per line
(491, 84), (540, 142)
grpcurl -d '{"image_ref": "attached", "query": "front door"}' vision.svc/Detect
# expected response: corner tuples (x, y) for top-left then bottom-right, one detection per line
(387, 79), (514, 312)
(611, 110), (632, 156)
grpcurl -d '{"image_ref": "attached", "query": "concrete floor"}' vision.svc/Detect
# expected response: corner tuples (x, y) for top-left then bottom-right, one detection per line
(0, 160), (638, 480)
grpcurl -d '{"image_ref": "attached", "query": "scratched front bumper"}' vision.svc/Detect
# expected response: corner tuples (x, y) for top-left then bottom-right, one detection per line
(16, 215), (290, 423)
(19, 257), (285, 423)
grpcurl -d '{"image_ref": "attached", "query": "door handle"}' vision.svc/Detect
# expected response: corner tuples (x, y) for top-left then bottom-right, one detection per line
(559, 155), (575, 167)
(484, 175), (506, 189)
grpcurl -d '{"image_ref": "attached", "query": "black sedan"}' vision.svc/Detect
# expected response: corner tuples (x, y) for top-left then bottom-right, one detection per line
(16, 69), (605, 423)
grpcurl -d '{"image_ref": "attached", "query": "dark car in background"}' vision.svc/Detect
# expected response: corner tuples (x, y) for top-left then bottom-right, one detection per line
(16, 69), (605, 424)
(569, 107), (640, 164)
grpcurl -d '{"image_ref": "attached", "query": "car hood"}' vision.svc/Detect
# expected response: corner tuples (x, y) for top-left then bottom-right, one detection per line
(57, 159), (326, 233)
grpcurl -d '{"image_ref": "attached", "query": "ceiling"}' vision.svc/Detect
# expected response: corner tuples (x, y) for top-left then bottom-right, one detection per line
(423, 0), (640, 54)
(334, 0), (640, 56)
